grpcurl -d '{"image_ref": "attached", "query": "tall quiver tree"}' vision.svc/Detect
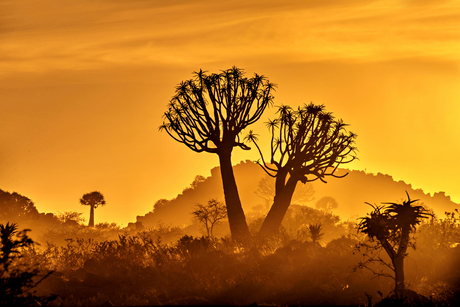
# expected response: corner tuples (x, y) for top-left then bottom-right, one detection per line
(247, 103), (357, 235)
(80, 191), (105, 227)
(160, 67), (275, 240)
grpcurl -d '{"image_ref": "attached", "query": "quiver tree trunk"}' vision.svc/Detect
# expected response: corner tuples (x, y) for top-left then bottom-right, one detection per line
(218, 150), (250, 240)
(393, 225), (410, 298)
(259, 175), (297, 236)
(393, 256), (405, 298)
(88, 205), (95, 227)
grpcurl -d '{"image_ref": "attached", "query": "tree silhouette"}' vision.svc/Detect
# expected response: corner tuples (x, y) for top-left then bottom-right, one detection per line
(192, 199), (228, 237)
(315, 196), (338, 212)
(356, 192), (430, 298)
(160, 67), (276, 240)
(79, 191), (105, 227)
(0, 189), (39, 222)
(246, 103), (356, 235)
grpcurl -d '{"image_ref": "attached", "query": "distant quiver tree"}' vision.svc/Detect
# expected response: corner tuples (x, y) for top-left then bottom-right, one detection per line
(160, 67), (276, 240)
(80, 191), (105, 227)
(246, 103), (357, 235)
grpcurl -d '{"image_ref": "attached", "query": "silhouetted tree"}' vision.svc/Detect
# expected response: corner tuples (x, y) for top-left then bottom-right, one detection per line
(160, 67), (276, 240)
(357, 192), (430, 298)
(417, 209), (460, 250)
(192, 199), (228, 237)
(247, 103), (356, 235)
(0, 190), (39, 222)
(315, 196), (338, 212)
(79, 191), (105, 227)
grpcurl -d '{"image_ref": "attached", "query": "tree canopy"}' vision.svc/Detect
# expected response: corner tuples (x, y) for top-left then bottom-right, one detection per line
(247, 103), (357, 235)
(248, 103), (357, 184)
(160, 66), (276, 154)
(0, 189), (39, 222)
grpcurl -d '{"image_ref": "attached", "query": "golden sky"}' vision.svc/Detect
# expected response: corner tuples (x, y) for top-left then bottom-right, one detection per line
(1, 0), (459, 226)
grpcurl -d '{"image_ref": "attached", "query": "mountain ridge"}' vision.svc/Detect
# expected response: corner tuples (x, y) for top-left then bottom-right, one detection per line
(136, 160), (458, 228)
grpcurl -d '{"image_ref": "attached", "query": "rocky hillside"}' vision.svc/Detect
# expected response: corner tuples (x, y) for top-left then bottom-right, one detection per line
(136, 160), (458, 228)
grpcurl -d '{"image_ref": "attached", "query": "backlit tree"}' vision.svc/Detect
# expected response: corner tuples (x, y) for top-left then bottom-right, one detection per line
(247, 103), (356, 235)
(0, 189), (39, 222)
(80, 191), (106, 227)
(357, 192), (430, 298)
(160, 67), (276, 240)
(192, 199), (228, 237)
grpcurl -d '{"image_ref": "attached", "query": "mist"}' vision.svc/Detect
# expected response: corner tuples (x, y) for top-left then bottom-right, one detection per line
(1, 163), (459, 305)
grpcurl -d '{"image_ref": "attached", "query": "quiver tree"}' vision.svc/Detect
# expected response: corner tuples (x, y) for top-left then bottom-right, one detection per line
(79, 191), (106, 227)
(160, 67), (276, 240)
(246, 103), (356, 235)
(357, 192), (430, 298)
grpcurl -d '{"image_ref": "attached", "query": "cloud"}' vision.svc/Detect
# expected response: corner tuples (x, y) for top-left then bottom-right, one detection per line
(1, 0), (459, 76)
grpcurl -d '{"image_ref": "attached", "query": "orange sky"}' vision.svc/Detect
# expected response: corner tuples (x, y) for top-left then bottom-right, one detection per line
(1, 0), (459, 226)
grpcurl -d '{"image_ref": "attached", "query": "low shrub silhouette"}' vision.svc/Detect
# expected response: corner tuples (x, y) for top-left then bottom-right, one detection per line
(5, 208), (457, 306)
(0, 222), (55, 306)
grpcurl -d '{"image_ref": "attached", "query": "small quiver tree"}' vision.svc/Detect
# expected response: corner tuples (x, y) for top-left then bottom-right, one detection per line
(356, 192), (430, 299)
(192, 199), (228, 238)
(160, 67), (276, 241)
(246, 103), (357, 235)
(79, 191), (106, 227)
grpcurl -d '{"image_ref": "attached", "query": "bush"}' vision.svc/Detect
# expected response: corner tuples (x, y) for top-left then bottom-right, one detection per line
(0, 222), (55, 306)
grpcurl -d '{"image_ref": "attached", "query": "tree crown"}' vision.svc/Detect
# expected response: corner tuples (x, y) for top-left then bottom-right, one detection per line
(160, 66), (276, 154)
(358, 192), (431, 244)
(80, 191), (106, 208)
(0, 189), (39, 221)
(246, 103), (357, 183)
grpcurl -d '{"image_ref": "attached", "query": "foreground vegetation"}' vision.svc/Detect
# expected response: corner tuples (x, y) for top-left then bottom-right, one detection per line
(1, 207), (460, 306)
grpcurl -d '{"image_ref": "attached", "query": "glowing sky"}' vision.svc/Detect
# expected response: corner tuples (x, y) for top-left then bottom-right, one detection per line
(1, 0), (459, 226)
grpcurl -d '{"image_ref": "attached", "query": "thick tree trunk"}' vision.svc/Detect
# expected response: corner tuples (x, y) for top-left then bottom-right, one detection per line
(259, 177), (297, 236)
(393, 256), (405, 298)
(393, 227), (409, 298)
(88, 205), (95, 227)
(218, 150), (250, 241)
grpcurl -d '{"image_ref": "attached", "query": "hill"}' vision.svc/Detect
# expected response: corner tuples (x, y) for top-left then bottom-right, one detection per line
(136, 160), (459, 228)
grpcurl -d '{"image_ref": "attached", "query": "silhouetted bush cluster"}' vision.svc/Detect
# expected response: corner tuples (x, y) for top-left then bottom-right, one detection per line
(3, 210), (459, 306)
